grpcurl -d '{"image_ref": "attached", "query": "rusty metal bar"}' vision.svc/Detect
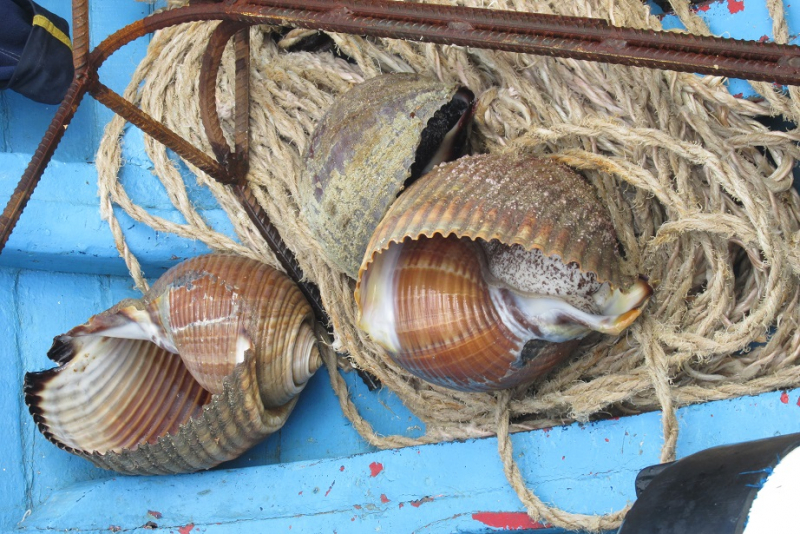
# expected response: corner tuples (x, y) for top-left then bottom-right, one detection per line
(0, 79), (89, 252)
(86, 1), (800, 85)
(72, 0), (90, 72)
(5, 0), (800, 295)
(199, 21), (247, 175)
(233, 25), (250, 178)
(90, 80), (234, 183)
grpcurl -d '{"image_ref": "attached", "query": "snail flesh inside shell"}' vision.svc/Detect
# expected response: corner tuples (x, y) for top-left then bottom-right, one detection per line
(25, 254), (321, 475)
(355, 154), (653, 392)
(299, 73), (475, 278)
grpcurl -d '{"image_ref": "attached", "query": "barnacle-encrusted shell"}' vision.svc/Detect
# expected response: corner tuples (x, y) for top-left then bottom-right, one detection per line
(355, 153), (652, 391)
(25, 255), (321, 475)
(299, 73), (474, 278)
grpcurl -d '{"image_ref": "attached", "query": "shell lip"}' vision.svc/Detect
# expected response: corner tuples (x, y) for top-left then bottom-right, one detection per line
(25, 354), (225, 462)
(24, 368), (87, 460)
(405, 86), (476, 189)
(24, 334), (221, 461)
(356, 230), (642, 306)
(357, 153), (643, 290)
(46, 334), (79, 365)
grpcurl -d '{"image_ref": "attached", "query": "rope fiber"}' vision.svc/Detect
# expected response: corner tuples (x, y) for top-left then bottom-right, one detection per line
(100, 0), (800, 530)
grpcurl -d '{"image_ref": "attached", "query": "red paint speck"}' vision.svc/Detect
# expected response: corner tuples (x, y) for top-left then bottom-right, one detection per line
(759, 35), (770, 43)
(411, 496), (434, 508)
(351, 517), (356, 522)
(727, 0), (744, 13)
(796, 396), (800, 407)
(781, 391), (790, 404)
(380, 494), (390, 503)
(369, 462), (384, 477)
(733, 93), (743, 99)
(340, 466), (345, 472)
(698, 4), (710, 11)
(354, 505), (362, 510)
(325, 481), (336, 496)
(561, 456), (565, 460)
(399, 503), (404, 509)
(178, 524), (194, 534)
(298, 491), (303, 496)
(472, 512), (548, 530)
(147, 511), (162, 519)
(604, 438), (610, 443)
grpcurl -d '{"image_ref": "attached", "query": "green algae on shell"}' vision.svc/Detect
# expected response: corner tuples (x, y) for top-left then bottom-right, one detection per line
(299, 73), (474, 278)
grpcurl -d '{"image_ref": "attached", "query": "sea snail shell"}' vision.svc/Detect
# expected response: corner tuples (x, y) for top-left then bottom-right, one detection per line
(355, 154), (653, 392)
(299, 73), (475, 278)
(25, 255), (321, 475)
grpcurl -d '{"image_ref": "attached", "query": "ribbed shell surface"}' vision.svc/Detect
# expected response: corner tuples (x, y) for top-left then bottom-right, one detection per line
(299, 73), (462, 278)
(381, 237), (581, 391)
(24, 255), (319, 475)
(146, 254), (317, 408)
(358, 153), (634, 290)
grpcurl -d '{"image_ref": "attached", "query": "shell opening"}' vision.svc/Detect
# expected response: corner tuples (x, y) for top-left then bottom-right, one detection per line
(358, 235), (652, 359)
(483, 241), (651, 340)
(73, 304), (178, 354)
(406, 87), (475, 188)
(25, 334), (211, 455)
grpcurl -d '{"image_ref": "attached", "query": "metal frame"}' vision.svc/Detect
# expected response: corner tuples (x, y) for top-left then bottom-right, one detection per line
(3, 0), (800, 322)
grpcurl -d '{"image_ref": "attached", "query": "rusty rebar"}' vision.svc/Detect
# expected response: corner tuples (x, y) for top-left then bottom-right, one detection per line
(0, 78), (89, 252)
(199, 20), (247, 179)
(233, 25), (250, 178)
(197, 17), (328, 323)
(5, 0), (800, 297)
(91, 80), (234, 183)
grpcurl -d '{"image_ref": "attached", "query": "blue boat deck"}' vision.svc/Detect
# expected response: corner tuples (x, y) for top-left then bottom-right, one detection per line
(1, 1), (799, 532)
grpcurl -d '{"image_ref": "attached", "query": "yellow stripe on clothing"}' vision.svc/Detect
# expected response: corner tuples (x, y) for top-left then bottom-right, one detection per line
(32, 14), (72, 50)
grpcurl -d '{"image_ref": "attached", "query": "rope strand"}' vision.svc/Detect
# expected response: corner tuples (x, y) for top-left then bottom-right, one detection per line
(96, 1), (800, 529)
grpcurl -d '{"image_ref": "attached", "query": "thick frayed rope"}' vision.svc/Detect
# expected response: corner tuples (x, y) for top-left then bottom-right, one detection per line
(97, 0), (800, 530)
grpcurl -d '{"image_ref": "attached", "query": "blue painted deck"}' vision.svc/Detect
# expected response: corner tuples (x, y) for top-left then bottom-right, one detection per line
(1, 1), (799, 533)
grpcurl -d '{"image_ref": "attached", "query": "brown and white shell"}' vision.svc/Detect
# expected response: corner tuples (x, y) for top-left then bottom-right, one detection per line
(25, 254), (321, 475)
(299, 73), (474, 278)
(355, 153), (652, 392)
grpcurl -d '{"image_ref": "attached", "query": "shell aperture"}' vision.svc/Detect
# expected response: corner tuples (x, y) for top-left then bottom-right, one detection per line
(357, 236), (651, 391)
(24, 254), (321, 475)
(355, 153), (653, 391)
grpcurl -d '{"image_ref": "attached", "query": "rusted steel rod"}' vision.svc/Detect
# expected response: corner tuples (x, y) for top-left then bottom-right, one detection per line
(233, 25), (250, 179)
(199, 20), (248, 177)
(6, 0), (800, 274)
(90, 80), (234, 183)
(87, 0), (800, 85)
(0, 78), (89, 252)
(197, 19), (328, 324)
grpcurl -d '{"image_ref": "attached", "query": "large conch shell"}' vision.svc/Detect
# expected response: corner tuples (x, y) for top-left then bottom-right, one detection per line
(25, 255), (321, 475)
(299, 73), (475, 278)
(356, 154), (653, 392)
